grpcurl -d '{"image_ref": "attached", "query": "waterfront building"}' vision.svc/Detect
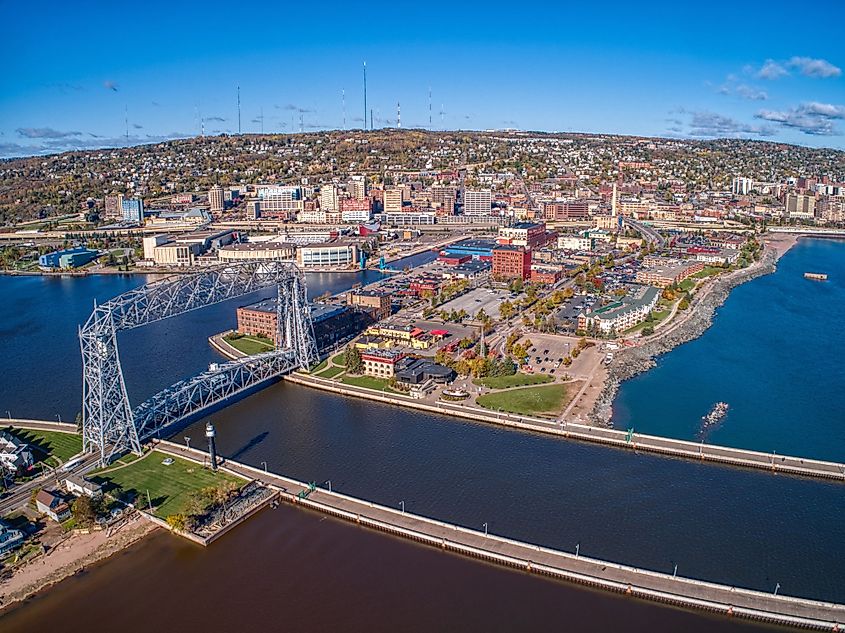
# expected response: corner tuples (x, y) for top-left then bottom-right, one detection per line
(0, 430), (34, 474)
(441, 238), (497, 260)
(121, 198), (144, 224)
(492, 245), (532, 280)
(463, 188), (492, 215)
(236, 299), (367, 348)
(296, 242), (359, 268)
(636, 258), (704, 287)
(578, 286), (660, 335)
(346, 289), (391, 320)
(38, 247), (100, 270)
(394, 357), (455, 385)
(34, 489), (71, 523)
(209, 184), (224, 215)
(361, 349), (406, 378)
(217, 242), (296, 262)
(0, 520), (25, 555)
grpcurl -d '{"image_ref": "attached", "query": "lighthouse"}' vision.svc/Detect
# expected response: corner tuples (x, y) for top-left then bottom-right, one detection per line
(205, 422), (218, 471)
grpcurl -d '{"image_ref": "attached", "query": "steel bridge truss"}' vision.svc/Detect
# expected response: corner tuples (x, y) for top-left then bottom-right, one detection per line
(80, 261), (317, 463)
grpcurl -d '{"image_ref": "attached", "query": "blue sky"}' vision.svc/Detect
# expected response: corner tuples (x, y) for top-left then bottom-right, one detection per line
(2, 0), (844, 158)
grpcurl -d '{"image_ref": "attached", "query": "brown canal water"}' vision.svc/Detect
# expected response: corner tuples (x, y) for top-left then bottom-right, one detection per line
(1, 505), (784, 633)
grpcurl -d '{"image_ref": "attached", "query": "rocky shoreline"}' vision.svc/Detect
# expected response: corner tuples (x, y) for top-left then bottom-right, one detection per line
(589, 249), (779, 427)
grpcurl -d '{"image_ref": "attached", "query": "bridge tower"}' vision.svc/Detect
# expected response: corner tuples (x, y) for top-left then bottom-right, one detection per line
(80, 262), (317, 464)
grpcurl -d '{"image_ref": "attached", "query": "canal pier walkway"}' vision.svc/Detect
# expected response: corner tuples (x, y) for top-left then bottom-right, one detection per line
(154, 439), (845, 631)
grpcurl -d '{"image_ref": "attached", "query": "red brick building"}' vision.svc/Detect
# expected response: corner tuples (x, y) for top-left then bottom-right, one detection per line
(492, 245), (532, 280)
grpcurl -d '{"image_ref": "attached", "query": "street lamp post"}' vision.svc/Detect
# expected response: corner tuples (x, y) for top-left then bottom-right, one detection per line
(56, 413), (62, 424)
(400, 500), (405, 513)
(483, 522), (488, 536)
(261, 461), (267, 473)
(673, 564), (678, 578)
(575, 543), (580, 558)
(325, 480), (332, 492)
(774, 582), (781, 596)
(184, 437), (191, 450)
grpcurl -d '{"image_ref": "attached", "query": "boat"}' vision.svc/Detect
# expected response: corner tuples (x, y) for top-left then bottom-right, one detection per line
(804, 272), (828, 281)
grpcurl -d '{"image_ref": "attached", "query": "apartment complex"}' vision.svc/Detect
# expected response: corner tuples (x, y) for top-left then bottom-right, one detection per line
(464, 188), (492, 215)
(578, 287), (660, 335)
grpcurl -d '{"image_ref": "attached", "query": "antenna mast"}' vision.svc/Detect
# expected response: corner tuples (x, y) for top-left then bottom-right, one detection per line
(428, 87), (432, 129)
(397, 101), (401, 129)
(363, 62), (368, 131)
(124, 104), (128, 141)
(342, 88), (346, 129)
(237, 85), (241, 135)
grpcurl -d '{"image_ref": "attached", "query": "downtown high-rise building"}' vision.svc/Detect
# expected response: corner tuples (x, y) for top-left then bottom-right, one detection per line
(348, 175), (368, 200)
(383, 187), (405, 213)
(320, 184), (340, 212)
(463, 188), (492, 216)
(209, 184), (224, 215)
(121, 198), (144, 224)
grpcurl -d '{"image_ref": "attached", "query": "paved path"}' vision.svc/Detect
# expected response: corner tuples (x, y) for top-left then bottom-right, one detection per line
(155, 440), (845, 631)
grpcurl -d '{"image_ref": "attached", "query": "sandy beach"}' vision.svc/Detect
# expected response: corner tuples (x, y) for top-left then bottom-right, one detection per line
(0, 515), (158, 611)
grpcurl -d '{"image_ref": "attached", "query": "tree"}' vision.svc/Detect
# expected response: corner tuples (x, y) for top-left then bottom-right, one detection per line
(499, 300), (515, 320)
(642, 325), (655, 336)
(678, 298), (690, 310)
(345, 345), (363, 374)
(166, 514), (189, 531)
(72, 495), (100, 527)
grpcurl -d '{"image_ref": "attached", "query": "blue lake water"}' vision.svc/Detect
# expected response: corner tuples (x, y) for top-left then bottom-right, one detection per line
(612, 237), (845, 462)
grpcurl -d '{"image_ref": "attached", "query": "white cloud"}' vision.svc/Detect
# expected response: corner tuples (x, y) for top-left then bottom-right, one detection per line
(755, 102), (845, 136)
(787, 57), (842, 78)
(756, 59), (788, 80)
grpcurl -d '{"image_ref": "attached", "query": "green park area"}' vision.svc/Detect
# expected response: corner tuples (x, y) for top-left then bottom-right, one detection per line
(691, 265), (724, 279)
(223, 333), (274, 356)
(310, 359), (329, 373)
(331, 353), (346, 366)
(625, 307), (672, 334)
(473, 373), (553, 390)
(317, 365), (345, 379)
(476, 384), (570, 417)
(91, 450), (243, 519)
(5, 427), (82, 465)
(340, 375), (406, 395)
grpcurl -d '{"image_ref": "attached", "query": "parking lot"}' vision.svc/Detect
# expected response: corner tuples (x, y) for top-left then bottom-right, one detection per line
(518, 332), (600, 378)
(438, 287), (516, 320)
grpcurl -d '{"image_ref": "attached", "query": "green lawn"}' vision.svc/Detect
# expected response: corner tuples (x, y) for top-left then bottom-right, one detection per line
(678, 278), (696, 292)
(690, 266), (724, 279)
(91, 450), (243, 519)
(310, 359), (329, 373)
(317, 365), (345, 379)
(331, 353), (347, 367)
(4, 427), (83, 465)
(473, 373), (553, 390)
(224, 333), (274, 356)
(625, 308), (671, 334)
(476, 384), (569, 417)
(340, 374), (406, 395)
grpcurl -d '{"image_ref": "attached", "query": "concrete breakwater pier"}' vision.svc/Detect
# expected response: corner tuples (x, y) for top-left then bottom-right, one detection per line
(154, 440), (845, 631)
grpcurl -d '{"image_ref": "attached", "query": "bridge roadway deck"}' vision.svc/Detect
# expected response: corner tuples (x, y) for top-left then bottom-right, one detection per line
(285, 373), (845, 482)
(154, 440), (844, 630)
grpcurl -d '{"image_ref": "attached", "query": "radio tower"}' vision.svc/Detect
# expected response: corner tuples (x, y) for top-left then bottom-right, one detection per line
(124, 105), (129, 141)
(428, 87), (432, 129)
(397, 101), (401, 129)
(342, 88), (346, 129)
(362, 62), (367, 131)
(237, 85), (241, 135)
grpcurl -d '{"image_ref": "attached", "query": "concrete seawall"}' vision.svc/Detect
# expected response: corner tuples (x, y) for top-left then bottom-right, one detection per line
(283, 373), (845, 482)
(154, 439), (845, 631)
